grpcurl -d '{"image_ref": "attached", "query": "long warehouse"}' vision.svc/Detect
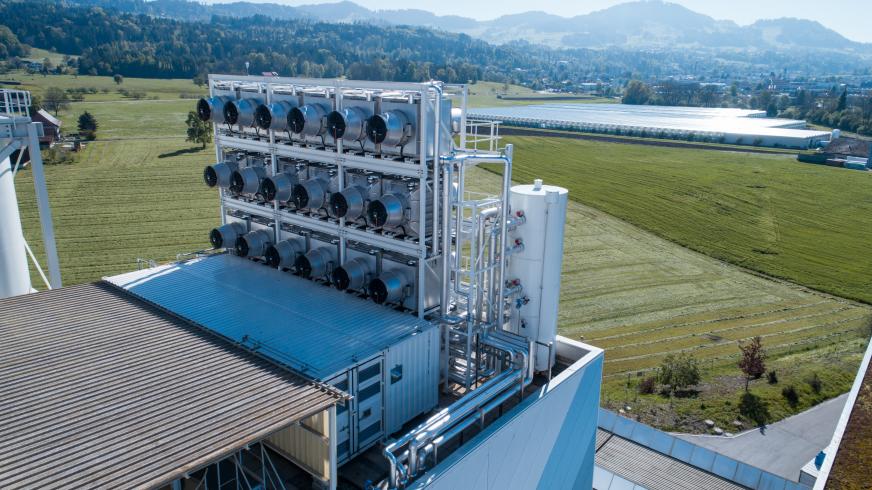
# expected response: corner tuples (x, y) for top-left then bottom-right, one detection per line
(469, 103), (833, 149)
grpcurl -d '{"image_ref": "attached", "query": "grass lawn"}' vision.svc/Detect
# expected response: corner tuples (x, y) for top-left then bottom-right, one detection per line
(466, 81), (612, 108)
(500, 134), (872, 305)
(2, 71), (205, 102)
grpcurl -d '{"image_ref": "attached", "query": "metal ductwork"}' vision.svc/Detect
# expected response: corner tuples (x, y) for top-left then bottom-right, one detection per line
(229, 166), (266, 195)
(329, 185), (367, 220)
(197, 96), (232, 123)
(289, 104), (328, 137)
(292, 177), (329, 210)
(327, 107), (369, 143)
(203, 161), (238, 188)
(367, 111), (412, 148)
(262, 172), (299, 203)
(265, 238), (305, 269)
(331, 257), (371, 291)
(368, 270), (408, 305)
(235, 229), (273, 258)
(295, 247), (336, 279)
(209, 222), (246, 249)
(255, 101), (297, 131)
(224, 98), (264, 127)
(367, 193), (407, 228)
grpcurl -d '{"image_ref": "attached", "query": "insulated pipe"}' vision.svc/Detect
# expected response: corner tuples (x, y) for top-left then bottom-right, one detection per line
(386, 332), (530, 487)
(209, 222), (246, 249)
(229, 166), (266, 195)
(265, 238), (304, 269)
(235, 229), (272, 258)
(332, 257), (371, 291)
(203, 161), (238, 189)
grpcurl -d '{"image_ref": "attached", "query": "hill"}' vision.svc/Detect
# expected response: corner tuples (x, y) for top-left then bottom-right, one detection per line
(66, 0), (870, 51)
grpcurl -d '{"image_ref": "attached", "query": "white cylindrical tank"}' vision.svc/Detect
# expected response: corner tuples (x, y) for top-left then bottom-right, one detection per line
(507, 179), (568, 372)
(0, 155), (32, 298)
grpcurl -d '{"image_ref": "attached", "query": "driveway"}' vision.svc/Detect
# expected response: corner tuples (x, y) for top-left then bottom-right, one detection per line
(674, 394), (847, 481)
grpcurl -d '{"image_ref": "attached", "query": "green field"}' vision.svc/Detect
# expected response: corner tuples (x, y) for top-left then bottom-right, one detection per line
(3, 72), (204, 102)
(500, 135), (872, 305)
(10, 73), (871, 432)
(465, 81), (612, 107)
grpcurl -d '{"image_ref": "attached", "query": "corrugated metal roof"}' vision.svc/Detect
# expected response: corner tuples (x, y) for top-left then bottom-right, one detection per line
(595, 429), (748, 490)
(106, 254), (436, 380)
(0, 282), (341, 490)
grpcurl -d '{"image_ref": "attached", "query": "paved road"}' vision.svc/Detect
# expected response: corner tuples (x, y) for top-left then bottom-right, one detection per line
(674, 394), (848, 482)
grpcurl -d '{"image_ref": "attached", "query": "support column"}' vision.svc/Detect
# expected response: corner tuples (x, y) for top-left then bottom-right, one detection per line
(0, 153), (31, 298)
(27, 123), (62, 288)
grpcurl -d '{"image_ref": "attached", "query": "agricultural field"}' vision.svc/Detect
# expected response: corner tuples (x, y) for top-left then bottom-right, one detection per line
(466, 81), (612, 107)
(501, 134), (872, 305)
(10, 73), (872, 432)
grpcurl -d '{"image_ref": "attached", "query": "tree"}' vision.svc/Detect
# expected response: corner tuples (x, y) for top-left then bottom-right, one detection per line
(837, 88), (847, 112)
(113, 74), (123, 85)
(43, 87), (70, 116)
(623, 80), (652, 105)
(658, 353), (700, 398)
(77, 111), (98, 140)
(738, 336), (766, 392)
(185, 111), (212, 148)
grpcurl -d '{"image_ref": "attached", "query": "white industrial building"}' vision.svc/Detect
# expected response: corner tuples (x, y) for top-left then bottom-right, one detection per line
(469, 104), (833, 149)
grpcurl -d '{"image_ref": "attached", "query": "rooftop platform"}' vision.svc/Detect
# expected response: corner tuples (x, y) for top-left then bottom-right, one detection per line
(0, 283), (342, 490)
(106, 254), (436, 380)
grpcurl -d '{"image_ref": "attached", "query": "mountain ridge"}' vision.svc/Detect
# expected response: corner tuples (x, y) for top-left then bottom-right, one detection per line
(67, 0), (868, 52)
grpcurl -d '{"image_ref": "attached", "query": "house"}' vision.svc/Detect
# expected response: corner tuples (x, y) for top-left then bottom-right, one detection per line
(31, 109), (62, 146)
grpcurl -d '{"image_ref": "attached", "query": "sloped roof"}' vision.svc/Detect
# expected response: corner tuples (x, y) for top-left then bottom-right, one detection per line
(0, 282), (342, 490)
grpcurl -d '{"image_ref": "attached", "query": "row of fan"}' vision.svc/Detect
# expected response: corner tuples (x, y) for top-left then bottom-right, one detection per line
(210, 222), (411, 306)
(205, 159), (428, 238)
(198, 95), (416, 149)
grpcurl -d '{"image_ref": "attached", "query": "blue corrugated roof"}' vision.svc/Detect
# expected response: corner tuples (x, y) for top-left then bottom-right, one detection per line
(106, 254), (435, 380)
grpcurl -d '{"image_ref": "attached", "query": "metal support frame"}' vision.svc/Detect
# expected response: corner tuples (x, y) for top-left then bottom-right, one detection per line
(207, 75), (453, 319)
(0, 89), (62, 297)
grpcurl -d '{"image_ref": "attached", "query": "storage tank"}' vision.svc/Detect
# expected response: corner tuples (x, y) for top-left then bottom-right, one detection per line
(507, 179), (568, 372)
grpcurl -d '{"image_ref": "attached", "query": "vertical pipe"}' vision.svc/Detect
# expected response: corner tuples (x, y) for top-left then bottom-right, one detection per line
(440, 160), (452, 317)
(0, 153), (31, 298)
(497, 145), (513, 330)
(27, 125), (61, 289)
(329, 405), (338, 490)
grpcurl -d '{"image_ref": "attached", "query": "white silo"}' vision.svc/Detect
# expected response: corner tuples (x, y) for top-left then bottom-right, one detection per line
(0, 155), (31, 298)
(507, 179), (569, 372)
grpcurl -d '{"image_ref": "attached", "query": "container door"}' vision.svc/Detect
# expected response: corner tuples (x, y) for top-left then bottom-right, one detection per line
(354, 357), (384, 450)
(327, 372), (352, 464)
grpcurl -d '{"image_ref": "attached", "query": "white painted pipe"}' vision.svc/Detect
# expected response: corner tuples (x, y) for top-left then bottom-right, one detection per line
(0, 155), (32, 298)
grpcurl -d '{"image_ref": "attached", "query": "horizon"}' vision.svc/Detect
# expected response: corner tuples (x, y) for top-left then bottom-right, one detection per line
(204, 0), (872, 44)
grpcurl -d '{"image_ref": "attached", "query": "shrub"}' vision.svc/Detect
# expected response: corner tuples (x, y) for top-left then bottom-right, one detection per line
(739, 392), (770, 426)
(638, 377), (656, 395)
(42, 146), (74, 165)
(767, 370), (778, 384)
(808, 373), (822, 394)
(782, 385), (799, 407)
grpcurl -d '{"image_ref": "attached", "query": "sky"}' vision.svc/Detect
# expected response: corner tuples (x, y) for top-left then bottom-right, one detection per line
(219, 0), (872, 43)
